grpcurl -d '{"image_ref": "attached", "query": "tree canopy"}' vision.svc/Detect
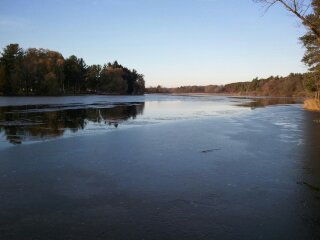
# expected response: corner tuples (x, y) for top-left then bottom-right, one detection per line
(0, 44), (145, 96)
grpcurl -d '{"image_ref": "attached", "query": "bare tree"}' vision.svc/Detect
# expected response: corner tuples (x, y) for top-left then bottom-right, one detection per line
(255, 0), (320, 99)
(255, 0), (320, 40)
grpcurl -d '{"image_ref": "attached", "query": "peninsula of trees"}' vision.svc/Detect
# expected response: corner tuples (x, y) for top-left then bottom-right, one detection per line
(0, 44), (145, 96)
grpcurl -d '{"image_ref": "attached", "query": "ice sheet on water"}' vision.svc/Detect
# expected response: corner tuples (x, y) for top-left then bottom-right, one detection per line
(0, 94), (302, 147)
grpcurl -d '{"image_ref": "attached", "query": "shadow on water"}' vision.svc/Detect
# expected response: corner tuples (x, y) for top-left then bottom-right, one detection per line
(232, 97), (302, 109)
(297, 110), (320, 233)
(302, 111), (320, 191)
(0, 103), (145, 144)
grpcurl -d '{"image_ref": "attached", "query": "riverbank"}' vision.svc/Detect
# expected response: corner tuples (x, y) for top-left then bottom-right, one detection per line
(304, 99), (320, 111)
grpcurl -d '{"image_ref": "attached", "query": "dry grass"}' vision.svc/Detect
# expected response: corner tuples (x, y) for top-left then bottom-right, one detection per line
(303, 99), (320, 111)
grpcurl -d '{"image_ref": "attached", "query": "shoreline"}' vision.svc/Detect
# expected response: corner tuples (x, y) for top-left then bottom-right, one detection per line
(304, 98), (320, 111)
(146, 92), (308, 98)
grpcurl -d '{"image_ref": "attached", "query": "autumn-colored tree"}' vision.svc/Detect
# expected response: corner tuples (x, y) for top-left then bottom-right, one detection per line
(21, 48), (65, 94)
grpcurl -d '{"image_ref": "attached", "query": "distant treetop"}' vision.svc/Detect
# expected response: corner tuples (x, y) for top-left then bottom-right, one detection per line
(0, 44), (145, 96)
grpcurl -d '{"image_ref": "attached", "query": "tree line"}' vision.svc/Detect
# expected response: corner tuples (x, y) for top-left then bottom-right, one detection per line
(146, 72), (312, 96)
(0, 44), (145, 96)
(223, 73), (310, 96)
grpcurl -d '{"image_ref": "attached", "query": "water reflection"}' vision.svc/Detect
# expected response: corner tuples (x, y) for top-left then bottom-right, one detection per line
(234, 97), (302, 109)
(0, 103), (144, 144)
(0, 96), (304, 146)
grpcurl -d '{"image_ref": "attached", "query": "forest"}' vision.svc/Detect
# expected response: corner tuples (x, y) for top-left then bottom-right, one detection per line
(146, 72), (318, 97)
(0, 44), (145, 96)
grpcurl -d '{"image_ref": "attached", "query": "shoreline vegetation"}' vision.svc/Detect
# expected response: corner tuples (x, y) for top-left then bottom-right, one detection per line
(146, 72), (316, 97)
(304, 99), (320, 111)
(0, 44), (145, 96)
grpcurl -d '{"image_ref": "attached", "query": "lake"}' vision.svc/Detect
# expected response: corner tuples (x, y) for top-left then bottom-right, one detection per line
(0, 94), (319, 239)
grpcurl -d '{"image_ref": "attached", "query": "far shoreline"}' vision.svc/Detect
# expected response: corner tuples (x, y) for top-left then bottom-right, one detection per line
(149, 92), (320, 111)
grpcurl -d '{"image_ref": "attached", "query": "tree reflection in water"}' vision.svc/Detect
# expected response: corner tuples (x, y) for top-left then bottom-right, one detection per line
(0, 103), (145, 144)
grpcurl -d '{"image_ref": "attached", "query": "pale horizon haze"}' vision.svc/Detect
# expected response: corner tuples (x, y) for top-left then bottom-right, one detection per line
(0, 0), (308, 87)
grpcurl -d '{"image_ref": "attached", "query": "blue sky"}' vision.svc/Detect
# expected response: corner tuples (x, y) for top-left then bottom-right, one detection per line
(0, 0), (308, 87)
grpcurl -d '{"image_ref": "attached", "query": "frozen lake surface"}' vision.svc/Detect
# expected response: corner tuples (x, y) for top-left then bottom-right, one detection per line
(0, 94), (319, 239)
(0, 95), (300, 147)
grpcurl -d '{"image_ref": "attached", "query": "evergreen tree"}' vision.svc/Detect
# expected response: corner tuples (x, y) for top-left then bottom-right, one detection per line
(300, 0), (320, 98)
(0, 44), (23, 94)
